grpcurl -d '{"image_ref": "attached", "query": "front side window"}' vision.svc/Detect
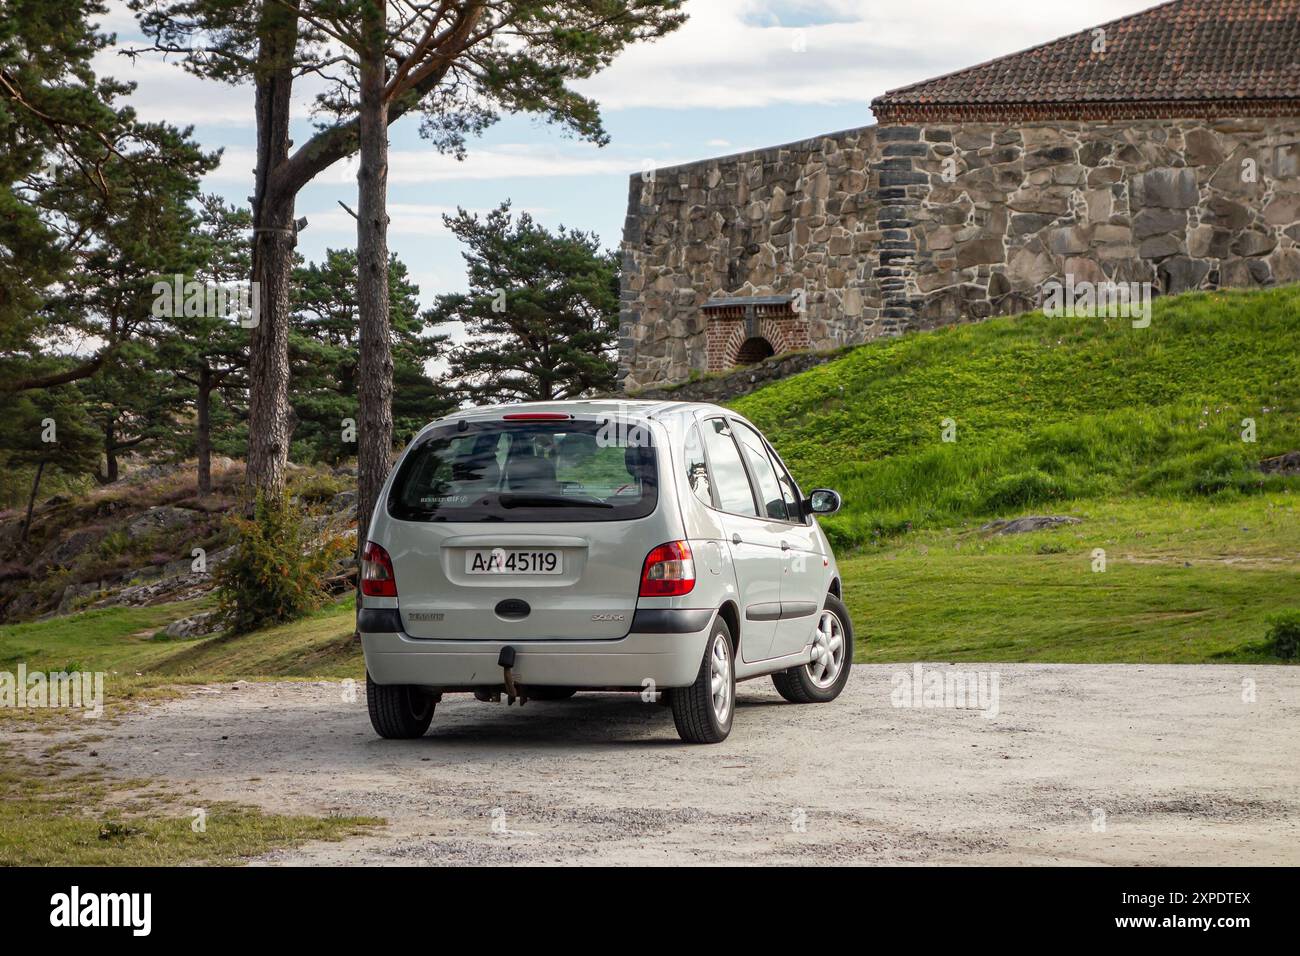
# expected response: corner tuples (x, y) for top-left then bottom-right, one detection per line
(700, 417), (757, 516)
(732, 420), (788, 521)
(774, 457), (803, 522)
(388, 419), (657, 522)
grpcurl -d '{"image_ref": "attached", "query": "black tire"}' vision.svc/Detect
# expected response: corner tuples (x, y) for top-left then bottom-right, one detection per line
(367, 671), (436, 738)
(671, 616), (735, 744)
(772, 594), (853, 704)
(527, 687), (578, 701)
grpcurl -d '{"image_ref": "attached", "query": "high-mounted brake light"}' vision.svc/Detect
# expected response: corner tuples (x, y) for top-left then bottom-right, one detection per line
(502, 412), (572, 421)
(361, 541), (398, 597)
(639, 541), (696, 597)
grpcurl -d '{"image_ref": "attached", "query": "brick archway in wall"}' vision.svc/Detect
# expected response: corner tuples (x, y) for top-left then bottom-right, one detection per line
(703, 295), (809, 372)
(735, 335), (775, 364)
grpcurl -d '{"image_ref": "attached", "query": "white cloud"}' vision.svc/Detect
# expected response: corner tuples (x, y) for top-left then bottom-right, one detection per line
(93, 53), (255, 127)
(98, 0), (1155, 129)
(92, 0), (145, 38)
(302, 203), (461, 237)
(205, 144), (682, 189)
(405, 268), (449, 295)
(380, 144), (677, 184)
(93, 0), (333, 127)
(301, 202), (553, 237)
(575, 0), (1154, 111)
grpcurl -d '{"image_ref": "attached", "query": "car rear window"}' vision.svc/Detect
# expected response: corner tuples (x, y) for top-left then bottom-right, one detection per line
(387, 418), (658, 522)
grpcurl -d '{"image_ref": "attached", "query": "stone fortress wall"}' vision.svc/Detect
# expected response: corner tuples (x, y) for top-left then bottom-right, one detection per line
(620, 116), (1300, 390)
(619, 126), (881, 389)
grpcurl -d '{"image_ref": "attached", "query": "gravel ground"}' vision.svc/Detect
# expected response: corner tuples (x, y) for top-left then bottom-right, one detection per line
(24, 664), (1300, 865)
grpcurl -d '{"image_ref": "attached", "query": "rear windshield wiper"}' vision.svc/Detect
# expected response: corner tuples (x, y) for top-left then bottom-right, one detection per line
(498, 493), (614, 509)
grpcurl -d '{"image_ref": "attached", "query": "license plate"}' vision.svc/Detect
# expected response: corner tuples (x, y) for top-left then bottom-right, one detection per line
(465, 549), (563, 575)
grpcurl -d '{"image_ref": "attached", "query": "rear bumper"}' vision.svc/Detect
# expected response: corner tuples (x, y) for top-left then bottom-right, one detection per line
(360, 608), (715, 690)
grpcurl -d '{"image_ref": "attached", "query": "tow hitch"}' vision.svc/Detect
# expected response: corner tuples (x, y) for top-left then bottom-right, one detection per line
(498, 645), (527, 706)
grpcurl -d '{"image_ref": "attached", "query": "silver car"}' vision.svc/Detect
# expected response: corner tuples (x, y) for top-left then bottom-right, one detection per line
(359, 399), (852, 744)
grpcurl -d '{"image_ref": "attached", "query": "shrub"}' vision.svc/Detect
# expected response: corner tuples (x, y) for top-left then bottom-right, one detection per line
(215, 494), (349, 635)
(981, 469), (1065, 513)
(290, 471), (348, 505)
(96, 530), (130, 560)
(1173, 448), (1254, 497)
(1265, 611), (1300, 661)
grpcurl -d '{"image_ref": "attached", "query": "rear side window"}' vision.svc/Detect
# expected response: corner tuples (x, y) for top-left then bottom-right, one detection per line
(683, 424), (714, 507)
(700, 418), (757, 516)
(732, 420), (788, 521)
(388, 419), (657, 522)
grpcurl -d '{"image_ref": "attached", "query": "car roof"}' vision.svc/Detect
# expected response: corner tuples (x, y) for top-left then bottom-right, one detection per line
(439, 399), (731, 422)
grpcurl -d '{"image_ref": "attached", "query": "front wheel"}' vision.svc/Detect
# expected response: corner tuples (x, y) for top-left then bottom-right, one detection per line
(367, 672), (436, 738)
(772, 594), (853, 704)
(671, 617), (735, 744)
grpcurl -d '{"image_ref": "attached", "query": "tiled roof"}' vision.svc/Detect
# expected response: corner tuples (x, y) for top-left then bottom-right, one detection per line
(872, 0), (1300, 122)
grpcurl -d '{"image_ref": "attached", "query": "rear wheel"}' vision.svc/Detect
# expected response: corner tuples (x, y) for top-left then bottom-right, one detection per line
(367, 672), (436, 738)
(671, 617), (735, 744)
(772, 594), (852, 704)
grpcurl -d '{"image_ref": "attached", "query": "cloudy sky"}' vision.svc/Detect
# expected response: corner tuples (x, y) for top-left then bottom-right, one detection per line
(94, 0), (1155, 307)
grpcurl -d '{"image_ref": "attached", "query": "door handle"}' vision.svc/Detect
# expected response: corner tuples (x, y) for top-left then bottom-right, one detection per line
(780, 540), (791, 551)
(731, 533), (742, 545)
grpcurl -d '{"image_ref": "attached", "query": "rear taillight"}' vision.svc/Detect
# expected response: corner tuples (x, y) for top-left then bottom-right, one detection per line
(361, 541), (397, 597)
(639, 541), (696, 597)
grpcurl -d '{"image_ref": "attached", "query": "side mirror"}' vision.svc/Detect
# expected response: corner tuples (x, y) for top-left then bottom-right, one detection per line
(806, 488), (842, 516)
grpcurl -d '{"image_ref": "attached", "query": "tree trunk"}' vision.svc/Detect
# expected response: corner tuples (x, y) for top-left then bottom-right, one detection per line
(197, 363), (212, 496)
(355, 10), (393, 571)
(244, 0), (299, 505)
(21, 460), (45, 545)
(101, 418), (119, 484)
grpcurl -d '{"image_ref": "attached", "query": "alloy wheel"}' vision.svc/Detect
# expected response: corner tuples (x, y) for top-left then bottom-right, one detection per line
(710, 633), (732, 724)
(806, 609), (845, 688)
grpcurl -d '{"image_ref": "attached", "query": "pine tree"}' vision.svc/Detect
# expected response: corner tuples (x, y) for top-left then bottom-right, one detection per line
(430, 203), (619, 402)
(2, 389), (101, 544)
(127, 0), (687, 554)
(0, 0), (214, 394)
(290, 249), (452, 463)
(153, 195), (255, 494)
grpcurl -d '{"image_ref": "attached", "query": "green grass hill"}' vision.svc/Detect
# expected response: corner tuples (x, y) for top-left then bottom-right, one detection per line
(732, 286), (1300, 548)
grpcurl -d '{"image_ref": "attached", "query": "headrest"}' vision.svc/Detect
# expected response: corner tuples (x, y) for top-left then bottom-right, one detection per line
(504, 453), (557, 490)
(624, 444), (655, 480)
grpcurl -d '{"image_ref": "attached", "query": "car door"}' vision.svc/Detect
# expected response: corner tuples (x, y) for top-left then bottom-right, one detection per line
(729, 419), (823, 660)
(765, 440), (826, 659)
(698, 415), (785, 663)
